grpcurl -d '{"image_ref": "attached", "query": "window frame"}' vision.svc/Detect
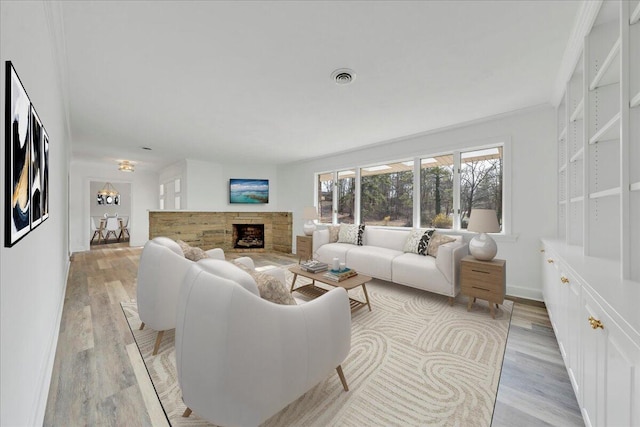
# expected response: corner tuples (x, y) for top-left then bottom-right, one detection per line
(313, 136), (512, 236)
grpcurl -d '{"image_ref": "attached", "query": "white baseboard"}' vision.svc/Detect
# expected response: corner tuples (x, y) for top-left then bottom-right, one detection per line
(505, 283), (543, 302)
(30, 257), (70, 426)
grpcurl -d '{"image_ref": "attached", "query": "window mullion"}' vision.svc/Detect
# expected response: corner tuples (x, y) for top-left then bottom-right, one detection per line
(413, 157), (421, 227)
(332, 171), (338, 225)
(355, 168), (361, 225)
(453, 151), (461, 231)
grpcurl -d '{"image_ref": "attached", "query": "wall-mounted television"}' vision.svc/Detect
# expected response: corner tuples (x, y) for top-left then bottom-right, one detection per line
(229, 179), (269, 204)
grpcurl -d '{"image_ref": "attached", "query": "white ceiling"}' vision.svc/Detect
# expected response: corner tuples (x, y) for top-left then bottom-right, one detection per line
(60, 0), (581, 172)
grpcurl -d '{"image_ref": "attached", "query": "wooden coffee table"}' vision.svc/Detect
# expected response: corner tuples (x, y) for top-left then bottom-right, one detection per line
(288, 266), (373, 313)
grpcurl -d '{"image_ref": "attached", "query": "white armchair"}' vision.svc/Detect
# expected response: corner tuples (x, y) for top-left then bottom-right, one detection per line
(175, 259), (352, 426)
(136, 237), (226, 354)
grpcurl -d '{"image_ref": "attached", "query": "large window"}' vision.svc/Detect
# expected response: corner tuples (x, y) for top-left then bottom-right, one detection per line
(460, 147), (502, 230)
(360, 161), (413, 227)
(337, 170), (355, 224)
(420, 155), (454, 228)
(315, 143), (505, 233)
(317, 172), (333, 224)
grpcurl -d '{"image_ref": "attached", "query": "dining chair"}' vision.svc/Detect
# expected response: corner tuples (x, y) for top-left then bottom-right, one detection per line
(104, 216), (120, 242)
(91, 217), (106, 243)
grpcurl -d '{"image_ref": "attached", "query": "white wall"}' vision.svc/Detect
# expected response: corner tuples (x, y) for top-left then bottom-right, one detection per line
(0, 2), (71, 425)
(69, 160), (158, 252)
(277, 106), (557, 300)
(160, 158), (279, 211)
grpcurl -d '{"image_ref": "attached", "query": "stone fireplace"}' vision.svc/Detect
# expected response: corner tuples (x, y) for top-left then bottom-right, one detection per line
(148, 211), (292, 253)
(233, 224), (265, 249)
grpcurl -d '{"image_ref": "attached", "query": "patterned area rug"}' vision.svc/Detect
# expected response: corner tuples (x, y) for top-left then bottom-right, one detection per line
(122, 271), (512, 427)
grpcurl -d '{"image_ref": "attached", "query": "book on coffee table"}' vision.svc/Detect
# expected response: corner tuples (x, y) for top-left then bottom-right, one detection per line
(323, 268), (357, 282)
(300, 260), (328, 273)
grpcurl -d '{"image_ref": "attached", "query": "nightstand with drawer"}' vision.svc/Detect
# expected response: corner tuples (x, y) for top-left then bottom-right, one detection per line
(460, 255), (506, 319)
(296, 235), (313, 263)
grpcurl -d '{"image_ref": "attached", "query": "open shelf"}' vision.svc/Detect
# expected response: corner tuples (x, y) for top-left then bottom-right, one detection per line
(558, 126), (567, 141)
(631, 1), (640, 25)
(631, 91), (640, 109)
(569, 147), (584, 163)
(589, 37), (621, 90)
(570, 98), (584, 122)
(570, 196), (584, 203)
(589, 187), (621, 199)
(631, 182), (640, 192)
(589, 112), (621, 144)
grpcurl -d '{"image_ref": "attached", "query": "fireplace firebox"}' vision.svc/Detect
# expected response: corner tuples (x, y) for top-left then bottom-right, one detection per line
(233, 224), (265, 249)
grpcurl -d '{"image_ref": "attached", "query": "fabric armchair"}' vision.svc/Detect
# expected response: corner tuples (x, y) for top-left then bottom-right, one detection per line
(137, 237), (225, 354)
(175, 260), (352, 426)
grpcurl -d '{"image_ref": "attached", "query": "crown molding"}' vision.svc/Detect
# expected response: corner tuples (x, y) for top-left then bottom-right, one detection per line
(551, 0), (602, 107)
(43, 1), (74, 145)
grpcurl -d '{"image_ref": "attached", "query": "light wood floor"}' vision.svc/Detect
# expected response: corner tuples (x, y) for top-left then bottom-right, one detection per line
(44, 244), (583, 426)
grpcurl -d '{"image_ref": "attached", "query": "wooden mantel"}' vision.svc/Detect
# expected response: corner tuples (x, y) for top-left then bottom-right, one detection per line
(148, 211), (292, 253)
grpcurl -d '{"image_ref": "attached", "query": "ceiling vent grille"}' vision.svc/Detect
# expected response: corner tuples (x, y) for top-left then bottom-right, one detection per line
(331, 68), (356, 85)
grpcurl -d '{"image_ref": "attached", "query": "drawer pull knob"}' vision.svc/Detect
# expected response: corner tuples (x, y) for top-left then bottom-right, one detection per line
(560, 276), (569, 284)
(547, 259), (554, 263)
(540, 249), (545, 253)
(588, 316), (604, 330)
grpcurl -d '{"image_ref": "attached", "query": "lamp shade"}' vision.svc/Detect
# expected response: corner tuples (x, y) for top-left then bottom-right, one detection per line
(303, 206), (318, 220)
(467, 209), (500, 233)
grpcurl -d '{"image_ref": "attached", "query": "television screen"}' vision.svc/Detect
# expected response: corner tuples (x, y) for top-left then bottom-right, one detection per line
(229, 179), (269, 204)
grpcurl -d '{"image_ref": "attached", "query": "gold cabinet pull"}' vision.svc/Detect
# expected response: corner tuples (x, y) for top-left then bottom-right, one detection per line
(560, 276), (569, 284)
(588, 316), (604, 330)
(547, 259), (554, 263)
(540, 249), (545, 253)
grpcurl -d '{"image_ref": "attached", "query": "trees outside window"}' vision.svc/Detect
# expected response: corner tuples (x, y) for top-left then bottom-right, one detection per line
(420, 155), (454, 229)
(460, 147), (503, 229)
(315, 143), (504, 232)
(337, 170), (355, 224)
(317, 172), (333, 224)
(360, 162), (413, 227)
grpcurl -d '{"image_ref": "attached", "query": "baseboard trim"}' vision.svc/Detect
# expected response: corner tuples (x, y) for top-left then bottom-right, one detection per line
(504, 284), (543, 302)
(505, 295), (546, 308)
(30, 256), (70, 426)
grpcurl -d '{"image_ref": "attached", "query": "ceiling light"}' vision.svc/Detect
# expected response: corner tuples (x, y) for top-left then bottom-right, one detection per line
(98, 182), (118, 196)
(118, 160), (134, 172)
(331, 68), (356, 85)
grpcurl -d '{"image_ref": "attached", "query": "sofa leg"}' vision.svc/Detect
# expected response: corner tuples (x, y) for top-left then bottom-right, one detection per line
(183, 407), (192, 417)
(448, 297), (454, 306)
(336, 365), (349, 392)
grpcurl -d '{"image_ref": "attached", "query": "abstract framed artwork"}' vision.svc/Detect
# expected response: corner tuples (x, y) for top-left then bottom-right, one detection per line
(5, 61), (49, 247)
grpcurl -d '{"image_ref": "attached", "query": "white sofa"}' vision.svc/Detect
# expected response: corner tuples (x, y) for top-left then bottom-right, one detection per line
(176, 258), (351, 426)
(312, 227), (468, 303)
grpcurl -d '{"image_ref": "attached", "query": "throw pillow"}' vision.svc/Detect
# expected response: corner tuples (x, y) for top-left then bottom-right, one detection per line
(327, 225), (340, 243)
(233, 261), (296, 305)
(426, 233), (456, 258)
(337, 224), (365, 245)
(403, 228), (435, 256)
(176, 240), (209, 261)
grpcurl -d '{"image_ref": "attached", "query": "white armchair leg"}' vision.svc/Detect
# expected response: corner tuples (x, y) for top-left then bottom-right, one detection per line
(153, 330), (164, 355)
(336, 365), (349, 392)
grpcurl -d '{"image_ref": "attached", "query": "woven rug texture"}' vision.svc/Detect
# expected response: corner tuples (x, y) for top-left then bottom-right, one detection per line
(122, 271), (512, 427)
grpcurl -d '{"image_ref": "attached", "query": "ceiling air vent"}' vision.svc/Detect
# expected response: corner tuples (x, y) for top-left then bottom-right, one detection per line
(331, 68), (356, 85)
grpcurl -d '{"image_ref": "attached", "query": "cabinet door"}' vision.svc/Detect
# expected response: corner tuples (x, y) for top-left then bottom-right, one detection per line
(581, 290), (640, 427)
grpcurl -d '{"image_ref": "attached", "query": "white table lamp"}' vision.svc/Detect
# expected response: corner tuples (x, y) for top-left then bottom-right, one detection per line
(303, 206), (318, 236)
(467, 209), (500, 261)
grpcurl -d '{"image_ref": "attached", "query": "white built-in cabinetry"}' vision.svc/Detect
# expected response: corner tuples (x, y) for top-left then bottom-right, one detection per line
(541, 241), (640, 427)
(549, 1), (640, 426)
